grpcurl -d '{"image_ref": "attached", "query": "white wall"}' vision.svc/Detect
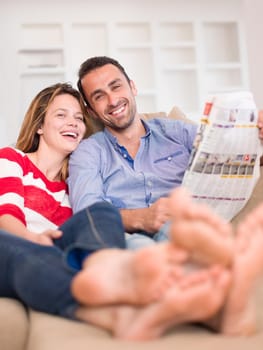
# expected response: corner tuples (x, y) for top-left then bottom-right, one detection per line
(0, 0), (262, 146)
(242, 0), (263, 107)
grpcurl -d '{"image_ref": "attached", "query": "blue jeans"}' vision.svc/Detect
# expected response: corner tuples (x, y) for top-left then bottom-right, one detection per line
(0, 202), (125, 320)
(125, 222), (170, 250)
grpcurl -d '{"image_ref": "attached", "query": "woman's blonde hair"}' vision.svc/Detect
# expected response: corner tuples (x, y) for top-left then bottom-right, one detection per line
(16, 82), (93, 180)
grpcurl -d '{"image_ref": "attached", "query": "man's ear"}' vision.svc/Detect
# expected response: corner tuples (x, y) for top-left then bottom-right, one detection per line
(130, 80), (138, 96)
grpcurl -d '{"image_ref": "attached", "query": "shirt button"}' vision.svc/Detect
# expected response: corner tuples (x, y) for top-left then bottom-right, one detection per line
(123, 154), (127, 158)
(167, 156), (172, 161)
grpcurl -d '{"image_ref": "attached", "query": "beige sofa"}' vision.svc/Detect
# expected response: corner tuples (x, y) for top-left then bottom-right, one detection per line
(1, 107), (263, 350)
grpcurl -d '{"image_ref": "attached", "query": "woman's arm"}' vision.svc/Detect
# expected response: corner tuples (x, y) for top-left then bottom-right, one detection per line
(0, 214), (62, 246)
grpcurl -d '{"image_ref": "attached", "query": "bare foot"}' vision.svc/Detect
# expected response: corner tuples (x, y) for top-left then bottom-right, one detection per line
(75, 266), (231, 340)
(71, 243), (188, 306)
(169, 187), (234, 267)
(220, 203), (263, 335)
(121, 266), (231, 340)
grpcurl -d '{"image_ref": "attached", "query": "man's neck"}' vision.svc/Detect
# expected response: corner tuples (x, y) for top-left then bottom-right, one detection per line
(107, 117), (146, 158)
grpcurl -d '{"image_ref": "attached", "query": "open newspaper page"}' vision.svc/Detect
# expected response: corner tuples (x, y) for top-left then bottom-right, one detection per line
(182, 91), (263, 221)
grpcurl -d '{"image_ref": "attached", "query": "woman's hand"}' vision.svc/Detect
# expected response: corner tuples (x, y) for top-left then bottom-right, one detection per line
(32, 229), (63, 246)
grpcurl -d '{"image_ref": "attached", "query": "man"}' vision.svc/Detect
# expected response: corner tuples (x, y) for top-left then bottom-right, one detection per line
(67, 58), (263, 337)
(68, 56), (198, 248)
(69, 56), (263, 249)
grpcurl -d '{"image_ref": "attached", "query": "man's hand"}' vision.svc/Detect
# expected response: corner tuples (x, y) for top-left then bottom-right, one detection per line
(257, 110), (263, 141)
(120, 197), (171, 234)
(142, 198), (171, 233)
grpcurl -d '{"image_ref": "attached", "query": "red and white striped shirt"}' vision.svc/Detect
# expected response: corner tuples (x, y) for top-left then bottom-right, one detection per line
(0, 147), (72, 233)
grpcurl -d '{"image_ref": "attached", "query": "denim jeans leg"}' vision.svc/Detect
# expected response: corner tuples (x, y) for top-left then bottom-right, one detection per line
(0, 203), (126, 319)
(54, 201), (126, 269)
(153, 221), (170, 242)
(125, 222), (170, 250)
(125, 233), (156, 250)
(0, 230), (78, 319)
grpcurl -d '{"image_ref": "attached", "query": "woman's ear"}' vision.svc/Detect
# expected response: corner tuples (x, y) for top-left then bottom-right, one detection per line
(37, 127), (43, 135)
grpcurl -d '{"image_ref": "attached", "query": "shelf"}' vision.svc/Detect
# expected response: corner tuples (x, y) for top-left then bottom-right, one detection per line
(71, 23), (108, 68)
(159, 22), (194, 42)
(136, 89), (156, 95)
(20, 67), (65, 76)
(19, 50), (64, 72)
(16, 17), (247, 121)
(19, 73), (65, 119)
(159, 70), (199, 113)
(20, 23), (63, 47)
(114, 22), (151, 45)
(207, 86), (247, 94)
(160, 46), (196, 65)
(18, 46), (64, 53)
(115, 47), (155, 90)
(136, 95), (156, 112)
(160, 42), (196, 49)
(204, 68), (242, 91)
(162, 64), (197, 71)
(205, 62), (242, 70)
(116, 43), (153, 49)
(203, 22), (239, 64)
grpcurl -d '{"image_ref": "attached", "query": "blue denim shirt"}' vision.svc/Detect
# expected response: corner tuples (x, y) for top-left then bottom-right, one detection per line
(68, 118), (197, 213)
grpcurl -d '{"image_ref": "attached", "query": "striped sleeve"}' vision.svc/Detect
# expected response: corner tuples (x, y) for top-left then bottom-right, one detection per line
(0, 147), (27, 225)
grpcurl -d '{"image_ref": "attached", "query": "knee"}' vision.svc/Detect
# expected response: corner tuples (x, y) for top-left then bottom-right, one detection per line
(89, 202), (123, 226)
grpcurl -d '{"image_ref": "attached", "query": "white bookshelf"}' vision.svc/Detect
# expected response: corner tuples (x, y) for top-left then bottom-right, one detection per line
(201, 21), (245, 97)
(17, 19), (248, 123)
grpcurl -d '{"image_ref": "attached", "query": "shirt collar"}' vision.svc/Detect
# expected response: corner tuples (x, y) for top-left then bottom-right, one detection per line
(104, 118), (152, 146)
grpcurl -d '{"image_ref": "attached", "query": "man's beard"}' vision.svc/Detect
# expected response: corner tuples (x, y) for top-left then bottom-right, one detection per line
(105, 106), (137, 131)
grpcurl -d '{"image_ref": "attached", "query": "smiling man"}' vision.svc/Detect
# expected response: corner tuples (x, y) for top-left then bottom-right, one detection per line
(68, 56), (198, 249)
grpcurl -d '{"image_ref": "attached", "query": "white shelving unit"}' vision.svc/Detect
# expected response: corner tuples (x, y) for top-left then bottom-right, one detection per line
(17, 19), (248, 122)
(18, 23), (65, 117)
(156, 22), (199, 116)
(201, 21), (245, 97)
(111, 22), (156, 111)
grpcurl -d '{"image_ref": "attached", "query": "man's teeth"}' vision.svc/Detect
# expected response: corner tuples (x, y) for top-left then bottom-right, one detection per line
(112, 106), (125, 115)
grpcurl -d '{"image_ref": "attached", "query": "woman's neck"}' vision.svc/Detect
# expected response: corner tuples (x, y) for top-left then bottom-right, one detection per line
(27, 149), (65, 182)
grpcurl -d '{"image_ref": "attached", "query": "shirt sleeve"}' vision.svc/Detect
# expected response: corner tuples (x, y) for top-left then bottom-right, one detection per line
(0, 147), (27, 225)
(68, 137), (106, 213)
(163, 119), (197, 152)
(181, 121), (198, 151)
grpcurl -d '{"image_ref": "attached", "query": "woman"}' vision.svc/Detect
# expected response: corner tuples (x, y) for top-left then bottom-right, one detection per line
(0, 83), (198, 338)
(0, 83), (92, 245)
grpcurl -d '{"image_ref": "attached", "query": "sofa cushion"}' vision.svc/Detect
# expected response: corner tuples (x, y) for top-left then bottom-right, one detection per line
(0, 298), (29, 350)
(27, 279), (263, 350)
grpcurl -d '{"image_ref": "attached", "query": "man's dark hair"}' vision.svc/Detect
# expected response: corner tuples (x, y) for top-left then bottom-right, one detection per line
(77, 56), (131, 107)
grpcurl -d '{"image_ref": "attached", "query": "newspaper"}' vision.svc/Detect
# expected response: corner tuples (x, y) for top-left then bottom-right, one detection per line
(182, 91), (263, 221)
